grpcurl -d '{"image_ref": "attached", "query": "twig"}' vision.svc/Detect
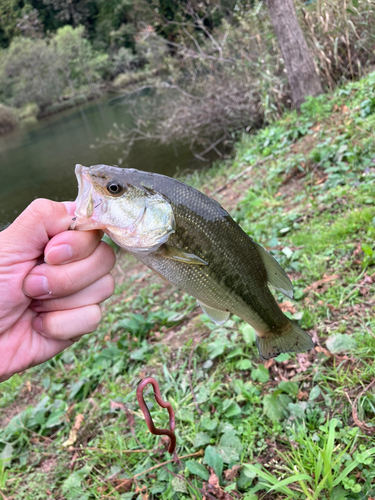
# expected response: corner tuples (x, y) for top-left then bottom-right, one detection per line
(196, 134), (226, 159)
(188, 341), (203, 415)
(211, 153), (273, 195)
(66, 447), (146, 453)
(345, 379), (375, 434)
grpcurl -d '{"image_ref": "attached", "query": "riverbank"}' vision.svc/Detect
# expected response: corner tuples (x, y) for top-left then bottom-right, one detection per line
(0, 67), (161, 135)
(1, 73), (375, 499)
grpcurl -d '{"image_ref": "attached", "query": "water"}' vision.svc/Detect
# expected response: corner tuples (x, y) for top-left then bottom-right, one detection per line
(0, 92), (208, 229)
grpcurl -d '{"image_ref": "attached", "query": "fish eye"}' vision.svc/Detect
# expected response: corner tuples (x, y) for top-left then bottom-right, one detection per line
(106, 181), (124, 196)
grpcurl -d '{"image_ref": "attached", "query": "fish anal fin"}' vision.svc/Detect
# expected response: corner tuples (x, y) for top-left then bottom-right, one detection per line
(254, 242), (294, 299)
(198, 301), (229, 326)
(156, 245), (208, 265)
(256, 321), (314, 360)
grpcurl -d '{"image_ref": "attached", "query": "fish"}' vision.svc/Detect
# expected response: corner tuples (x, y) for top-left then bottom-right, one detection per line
(72, 163), (314, 359)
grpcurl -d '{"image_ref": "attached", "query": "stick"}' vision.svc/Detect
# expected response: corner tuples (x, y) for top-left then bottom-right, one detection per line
(188, 341), (203, 415)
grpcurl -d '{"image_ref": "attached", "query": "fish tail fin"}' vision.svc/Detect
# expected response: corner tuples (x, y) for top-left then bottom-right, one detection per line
(256, 321), (314, 360)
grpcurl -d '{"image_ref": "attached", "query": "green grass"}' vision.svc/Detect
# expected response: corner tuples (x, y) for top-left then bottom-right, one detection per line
(2, 72), (375, 500)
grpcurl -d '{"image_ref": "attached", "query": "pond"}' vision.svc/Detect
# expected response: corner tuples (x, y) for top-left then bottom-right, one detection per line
(0, 92), (210, 230)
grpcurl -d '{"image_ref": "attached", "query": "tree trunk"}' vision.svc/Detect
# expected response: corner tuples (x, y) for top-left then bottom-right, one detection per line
(266, 0), (323, 108)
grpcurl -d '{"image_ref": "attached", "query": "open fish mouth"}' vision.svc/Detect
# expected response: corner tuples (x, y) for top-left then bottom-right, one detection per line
(70, 164), (102, 230)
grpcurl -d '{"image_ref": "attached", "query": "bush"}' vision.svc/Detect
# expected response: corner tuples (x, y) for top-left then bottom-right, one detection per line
(0, 37), (63, 110)
(0, 104), (18, 135)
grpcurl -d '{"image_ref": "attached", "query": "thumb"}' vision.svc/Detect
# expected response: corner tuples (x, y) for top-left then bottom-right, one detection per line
(1, 200), (76, 261)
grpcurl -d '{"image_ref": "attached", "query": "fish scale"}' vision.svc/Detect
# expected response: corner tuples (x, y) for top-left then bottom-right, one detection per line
(73, 164), (314, 359)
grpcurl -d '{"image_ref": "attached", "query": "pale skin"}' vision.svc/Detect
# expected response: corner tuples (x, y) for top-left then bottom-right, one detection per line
(0, 199), (116, 383)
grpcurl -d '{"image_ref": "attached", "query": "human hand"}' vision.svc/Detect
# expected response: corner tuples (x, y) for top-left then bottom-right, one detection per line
(0, 199), (116, 382)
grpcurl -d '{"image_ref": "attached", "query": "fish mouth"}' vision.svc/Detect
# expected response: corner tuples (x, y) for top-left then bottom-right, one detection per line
(70, 164), (102, 231)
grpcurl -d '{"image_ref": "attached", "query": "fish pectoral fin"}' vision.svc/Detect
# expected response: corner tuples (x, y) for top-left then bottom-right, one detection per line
(198, 301), (229, 325)
(156, 245), (208, 265)
(256, 321), (314, 360)
(254, 242), (294, 299)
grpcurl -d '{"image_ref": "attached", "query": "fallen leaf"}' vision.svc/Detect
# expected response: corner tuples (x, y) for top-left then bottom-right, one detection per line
(280, 301), (296, 314)
(305, 274), (339, 292)
(62, 414), (85, 447)
(224, 465), (241, 481)
(209, 470), (219, 488)
(297, 390), (308, 400)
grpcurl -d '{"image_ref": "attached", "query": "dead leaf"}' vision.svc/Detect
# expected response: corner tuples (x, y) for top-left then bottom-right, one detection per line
(304, 274), (339, 293)
(297, 390), (309, 400)
(208, 471), (220, 488)
(315, 345), (332, 357)
(296, 353), (312, 372)
(62, 414), (85, 447)
(73, 414), (84, 431)
(280, 301), (296, 314)
(264, 359), (275, 369)
(224, 465), (241, 481)
(106, 478), (133, 495)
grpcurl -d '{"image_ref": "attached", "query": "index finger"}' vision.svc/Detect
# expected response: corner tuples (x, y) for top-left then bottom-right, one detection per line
(2, 200), (77, 261)
(44, 230), (103, 265)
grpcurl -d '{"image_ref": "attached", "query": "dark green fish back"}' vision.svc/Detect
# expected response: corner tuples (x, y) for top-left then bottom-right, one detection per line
(94, 166), (288, 334)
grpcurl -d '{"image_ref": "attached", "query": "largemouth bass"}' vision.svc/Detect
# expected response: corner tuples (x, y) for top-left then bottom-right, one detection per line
(72, 164), (314, 359)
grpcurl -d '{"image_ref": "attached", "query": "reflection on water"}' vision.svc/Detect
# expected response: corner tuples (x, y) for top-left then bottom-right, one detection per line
(0, 92), (207, 229)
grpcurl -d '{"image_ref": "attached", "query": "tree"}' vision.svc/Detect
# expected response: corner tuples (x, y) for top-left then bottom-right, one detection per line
(53, 25), (108, 94)
(1, 37), (63, 109)
(266, 0), (322, 108)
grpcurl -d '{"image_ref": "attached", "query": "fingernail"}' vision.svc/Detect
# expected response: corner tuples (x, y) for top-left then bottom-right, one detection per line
(45, 244), (73, 265)
(24, 275), (50, 297)
(62, 202), (76, 216)
(33, 315), (44, 333)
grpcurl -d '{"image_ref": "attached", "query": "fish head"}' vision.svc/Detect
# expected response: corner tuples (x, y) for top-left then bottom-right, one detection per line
(72, 164), (175, 252)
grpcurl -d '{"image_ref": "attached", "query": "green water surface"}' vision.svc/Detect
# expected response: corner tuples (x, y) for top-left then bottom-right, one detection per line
(0, 93), (206, 229)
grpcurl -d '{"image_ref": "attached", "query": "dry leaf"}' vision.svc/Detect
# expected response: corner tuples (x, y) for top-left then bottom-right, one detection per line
(208, 471), (220, 488)
(280, 301), (296, 314)
(62, 414), (85, 447)
(224, 465), (241, 481)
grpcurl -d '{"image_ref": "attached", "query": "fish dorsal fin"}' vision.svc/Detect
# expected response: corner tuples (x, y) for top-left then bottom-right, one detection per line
(254, 242), (294, 299)
(156, 245), (208, 265)
(198, 301), (229, 325)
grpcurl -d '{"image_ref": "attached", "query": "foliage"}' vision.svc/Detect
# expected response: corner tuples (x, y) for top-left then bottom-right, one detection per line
(0, 37), (63, 109)
(2, 71), (375, 499)
(0, 26), (109, 110)
(0, 103), (17, 135)
(53, 25), (109, 94)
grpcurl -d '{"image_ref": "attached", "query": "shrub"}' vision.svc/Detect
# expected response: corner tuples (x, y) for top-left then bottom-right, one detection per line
(0, 104), (18, 135)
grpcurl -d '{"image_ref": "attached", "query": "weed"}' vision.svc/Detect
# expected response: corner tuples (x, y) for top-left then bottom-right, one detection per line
(2, 71), (375, 500)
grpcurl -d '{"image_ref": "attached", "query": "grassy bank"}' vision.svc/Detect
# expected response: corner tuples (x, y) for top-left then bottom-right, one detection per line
(1, 72), (375, 500)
